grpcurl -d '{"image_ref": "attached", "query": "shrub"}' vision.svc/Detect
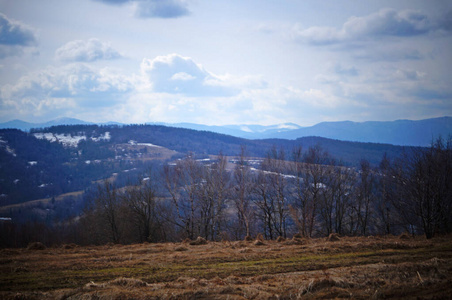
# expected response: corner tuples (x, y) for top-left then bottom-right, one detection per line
(256, 233), (265, 242)
(327, 233), (340, 242)
(244, 235), (253, 242)
(254, 240), (265, 246)
(285, 238), (303, 245)
(276, 236), (286, 242)
(189, 236), (208, 245)
(399, 233), (411, 240)
(293, 233), (303, 239)
(62, 243), (78, 249)
(27, 242), (46, 250)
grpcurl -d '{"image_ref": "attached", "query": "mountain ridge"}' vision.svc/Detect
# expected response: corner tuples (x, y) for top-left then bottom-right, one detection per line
(0, 116), (450, 147)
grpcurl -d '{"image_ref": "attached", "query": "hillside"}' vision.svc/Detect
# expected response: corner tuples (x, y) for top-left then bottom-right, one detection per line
(1, 124), (410, 207)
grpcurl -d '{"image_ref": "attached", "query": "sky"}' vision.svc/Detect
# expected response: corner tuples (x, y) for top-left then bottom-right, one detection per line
(0, 0), (451, 126)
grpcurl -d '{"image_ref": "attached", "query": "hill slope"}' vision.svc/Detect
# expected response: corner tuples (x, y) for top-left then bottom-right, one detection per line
(1, 124), (412, 206)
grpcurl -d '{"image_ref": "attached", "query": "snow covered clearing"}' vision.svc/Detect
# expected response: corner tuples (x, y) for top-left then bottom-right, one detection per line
(91, 131), (111, 142)
(249, 167), (297, 179)
(34, 131), (111, 147)
(137, 143), (163, 148)
(34, 133), (86, 147)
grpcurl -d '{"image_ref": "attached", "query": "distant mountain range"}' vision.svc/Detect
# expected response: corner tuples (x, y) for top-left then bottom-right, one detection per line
(1, 116), (450, 147)
(274, 117), (452, 147)
(145, 122), (302, 140)
(0, 118), (94, 131)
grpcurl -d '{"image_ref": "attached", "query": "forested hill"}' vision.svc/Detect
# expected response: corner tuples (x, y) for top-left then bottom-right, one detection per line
(30, 124), (411, 165)
(1, 124), (411, 206)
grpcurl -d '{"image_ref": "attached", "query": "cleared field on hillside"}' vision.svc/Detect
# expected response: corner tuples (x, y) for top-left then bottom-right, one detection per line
(1, 235), (451, 299)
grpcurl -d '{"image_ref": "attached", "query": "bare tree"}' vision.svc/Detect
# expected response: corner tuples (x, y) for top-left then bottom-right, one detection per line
(332, 166), (354, 235)
(90, 180), (122, 244)
(393, 137), (452, 238)
(232, 146), (254, 239)
(351, 159), (375, 236)
(253, 169), (275, 239)
(198, 154), (229, 240)
(289, 146), (309, 237)
(288, 145), (335, 237)
(302, 145), (331, 237)
(163, 155), (202, 240)
(122, 172), (160, 243)
(374, 153), (397, 235)
(260, 146), (289, 238)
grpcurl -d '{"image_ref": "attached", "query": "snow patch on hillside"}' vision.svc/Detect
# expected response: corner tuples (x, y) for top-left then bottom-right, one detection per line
(34, 131), (111, 147)
(34, 133), (86, 147)
(137, 143), (162, 148)
(0, 136), (17, 156)
(128, 140), (162, 148)
(92, 131), (111, 142)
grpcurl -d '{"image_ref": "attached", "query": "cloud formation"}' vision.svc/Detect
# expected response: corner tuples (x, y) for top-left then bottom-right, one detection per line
(140, 54), (236, 96)
(0, 13), (37, 46)
(334, 64), (358, 77)
(293, 8), (452, 46)
(94, 0), (130, 4)
(0, 13), (37, 59)
(93, 0), (190, 18)
(0, 63), (132, 120)
(55, 39), (122, 62)
(135, 0), (190, 19)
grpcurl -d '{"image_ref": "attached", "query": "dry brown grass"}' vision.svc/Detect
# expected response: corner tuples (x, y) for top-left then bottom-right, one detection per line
(189, 236), (208, 245)
(327, 233), (341, 242)
(1, 235), (451, 299)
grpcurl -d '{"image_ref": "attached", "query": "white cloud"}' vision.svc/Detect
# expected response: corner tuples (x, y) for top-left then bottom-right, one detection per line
(293, 8), (452, 46)
(171, 72), (195, 81)
(93, 0), (190, 19)
(140, 53), (237, 96)
(55, 38), (122, 62)
(0, 52), (270, 123)
(0, 63), (132, 120)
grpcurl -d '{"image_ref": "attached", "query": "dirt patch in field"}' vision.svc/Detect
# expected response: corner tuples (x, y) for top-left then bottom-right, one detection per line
(1, 235), (451, 299)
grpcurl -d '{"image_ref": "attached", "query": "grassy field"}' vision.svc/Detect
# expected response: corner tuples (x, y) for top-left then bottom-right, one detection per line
(1, 235), (451, 299)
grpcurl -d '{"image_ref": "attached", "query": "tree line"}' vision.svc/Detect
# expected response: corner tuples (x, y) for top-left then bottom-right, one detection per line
(1, 137), (451, 248)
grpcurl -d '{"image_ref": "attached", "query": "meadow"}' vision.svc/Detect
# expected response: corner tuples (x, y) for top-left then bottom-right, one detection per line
(1, 234), (451, 299)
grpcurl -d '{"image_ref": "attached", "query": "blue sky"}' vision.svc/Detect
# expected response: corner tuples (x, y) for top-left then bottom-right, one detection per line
(0, 0), (451, 126)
